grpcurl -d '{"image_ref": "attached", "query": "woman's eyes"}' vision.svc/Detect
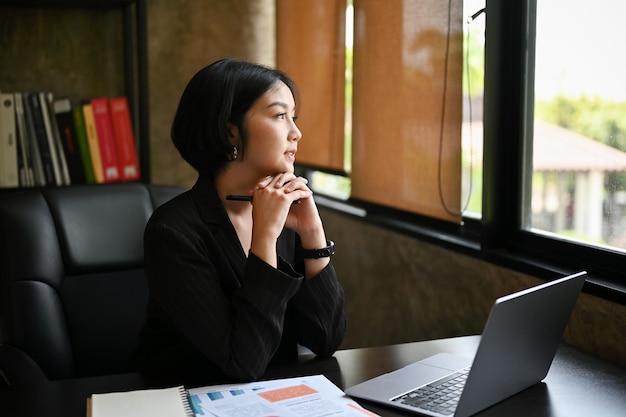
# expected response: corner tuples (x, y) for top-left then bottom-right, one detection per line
(276, 113), (298, 122)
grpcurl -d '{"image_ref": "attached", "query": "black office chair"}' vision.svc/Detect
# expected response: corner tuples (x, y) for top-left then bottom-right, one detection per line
(0, 183), (184, 386)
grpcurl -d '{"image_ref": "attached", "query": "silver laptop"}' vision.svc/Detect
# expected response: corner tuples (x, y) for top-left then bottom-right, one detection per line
(345, 271), (587, 417)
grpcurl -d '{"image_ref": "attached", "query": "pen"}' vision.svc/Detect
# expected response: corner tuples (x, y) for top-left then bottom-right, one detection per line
(226, 195), (301, 204)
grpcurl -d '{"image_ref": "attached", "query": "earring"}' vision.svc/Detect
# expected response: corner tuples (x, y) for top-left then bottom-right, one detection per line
(229, 145), (238, 161)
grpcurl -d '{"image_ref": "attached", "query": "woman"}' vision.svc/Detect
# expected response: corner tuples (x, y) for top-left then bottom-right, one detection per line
(134, 58), (346, 383)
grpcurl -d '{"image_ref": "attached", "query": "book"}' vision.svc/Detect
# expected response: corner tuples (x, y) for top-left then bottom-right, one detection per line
(89, 386), (193, 417)
(52, 97), (87, 184)
(22, 92), (48, 186)
(0, 92), (19, 187)
(91, 97), (121, 182)
(13, 93), (35, 187)
(34, 92), (63, 185)
(72, 104), (96, 184)
(42, 92), (70, 186)
(109, 96), (140, 181)
(82, 103), (105, 183)
(88, 375), (378, 417)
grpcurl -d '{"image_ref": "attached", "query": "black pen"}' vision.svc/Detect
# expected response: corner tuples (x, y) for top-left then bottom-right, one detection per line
(226, 195), (300, 204)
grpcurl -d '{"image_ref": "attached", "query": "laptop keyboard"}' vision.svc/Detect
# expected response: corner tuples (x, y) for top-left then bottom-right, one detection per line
(391, 367), (471, 416)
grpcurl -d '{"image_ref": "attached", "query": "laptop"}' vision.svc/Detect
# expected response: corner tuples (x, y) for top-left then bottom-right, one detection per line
(345, 271), (587, 417)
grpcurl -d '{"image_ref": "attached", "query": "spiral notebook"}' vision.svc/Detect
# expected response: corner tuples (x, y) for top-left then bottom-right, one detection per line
(88, 385), (193, 417)
(88, 374), (376, 417)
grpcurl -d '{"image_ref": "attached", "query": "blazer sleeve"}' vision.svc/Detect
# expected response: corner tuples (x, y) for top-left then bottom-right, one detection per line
(290, 261), (347, 357)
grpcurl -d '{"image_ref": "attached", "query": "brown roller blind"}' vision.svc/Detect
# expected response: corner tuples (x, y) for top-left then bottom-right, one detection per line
(351, 0), (463, 222)
(277, 0), (463, 223)
(276, 0), (346, 172)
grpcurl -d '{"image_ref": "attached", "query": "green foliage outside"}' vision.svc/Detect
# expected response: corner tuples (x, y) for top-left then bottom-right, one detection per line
(463, 27), (485, 97)
(535, 96), (626, 152)
(536, 96), (626, 193)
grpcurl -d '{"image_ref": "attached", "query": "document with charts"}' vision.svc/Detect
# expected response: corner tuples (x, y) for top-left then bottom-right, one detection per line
(187, 374), (379, 417)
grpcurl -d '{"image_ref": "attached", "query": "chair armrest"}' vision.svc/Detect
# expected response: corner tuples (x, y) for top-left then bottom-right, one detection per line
(0, 344), (49, 387)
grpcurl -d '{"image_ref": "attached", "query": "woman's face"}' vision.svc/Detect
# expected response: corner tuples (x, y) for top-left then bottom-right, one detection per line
(240, 81), (302, 176)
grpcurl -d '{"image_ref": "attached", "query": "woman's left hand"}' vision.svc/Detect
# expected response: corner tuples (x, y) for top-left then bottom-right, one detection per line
(254, 173), (325, 245)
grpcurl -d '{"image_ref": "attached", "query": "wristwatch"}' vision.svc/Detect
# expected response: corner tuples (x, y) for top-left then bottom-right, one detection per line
(302, 240), (335, 259)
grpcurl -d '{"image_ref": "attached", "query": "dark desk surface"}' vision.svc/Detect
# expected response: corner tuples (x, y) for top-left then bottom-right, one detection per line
(2, 336), (625, 417)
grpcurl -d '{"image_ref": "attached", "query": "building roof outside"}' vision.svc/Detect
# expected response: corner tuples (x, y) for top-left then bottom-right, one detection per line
(462, 120), (626, 172)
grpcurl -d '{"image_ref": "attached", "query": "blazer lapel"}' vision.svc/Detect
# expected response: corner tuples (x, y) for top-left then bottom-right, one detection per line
(190, 176), (248, 279)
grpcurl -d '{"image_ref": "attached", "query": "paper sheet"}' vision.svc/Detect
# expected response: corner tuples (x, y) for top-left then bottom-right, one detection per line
(187, 375), (379, 417)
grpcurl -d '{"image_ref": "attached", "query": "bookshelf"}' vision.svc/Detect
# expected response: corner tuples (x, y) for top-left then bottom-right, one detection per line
(0, 0), (150, 183)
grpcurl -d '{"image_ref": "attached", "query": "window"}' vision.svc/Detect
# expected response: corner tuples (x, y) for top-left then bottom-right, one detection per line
(278, 0), (467, 222)
(483, 0), (626, 300)
(277, 0), (626, 300)
(462, 0), (485, 217)
(528, 0), (626, 253)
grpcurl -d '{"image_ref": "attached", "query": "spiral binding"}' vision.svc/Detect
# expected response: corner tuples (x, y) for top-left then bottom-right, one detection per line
(178, 386), (195, 417)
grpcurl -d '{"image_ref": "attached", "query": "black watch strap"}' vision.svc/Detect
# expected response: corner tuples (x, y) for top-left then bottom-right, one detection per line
(302, 240), (335, 259)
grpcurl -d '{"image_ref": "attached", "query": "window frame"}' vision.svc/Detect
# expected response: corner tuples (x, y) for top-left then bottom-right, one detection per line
(483, 0), (626, 302)
(298, 0), (626, 306)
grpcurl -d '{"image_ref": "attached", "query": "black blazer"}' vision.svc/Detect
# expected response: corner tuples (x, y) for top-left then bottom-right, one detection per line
(134, 175), (346, 384)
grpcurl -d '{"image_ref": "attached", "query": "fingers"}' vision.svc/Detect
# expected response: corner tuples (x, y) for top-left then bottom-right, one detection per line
(255, 174), (309, 194)
(255, 176), (273, 190)
(280, 178), (309, 194)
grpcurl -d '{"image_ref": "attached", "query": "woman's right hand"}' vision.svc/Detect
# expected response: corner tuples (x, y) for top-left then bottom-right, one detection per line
(248, 173), (311, 265)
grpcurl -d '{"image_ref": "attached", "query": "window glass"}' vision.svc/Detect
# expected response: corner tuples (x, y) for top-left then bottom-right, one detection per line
(461, 0), (485, 217)
(529, 0), (626, 251)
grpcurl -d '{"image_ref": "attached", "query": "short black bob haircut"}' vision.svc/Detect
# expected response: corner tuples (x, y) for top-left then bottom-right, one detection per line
(171, 58), (299, 179)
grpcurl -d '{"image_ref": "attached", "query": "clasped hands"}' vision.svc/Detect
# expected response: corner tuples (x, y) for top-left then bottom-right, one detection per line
(251, 173), (321, 240)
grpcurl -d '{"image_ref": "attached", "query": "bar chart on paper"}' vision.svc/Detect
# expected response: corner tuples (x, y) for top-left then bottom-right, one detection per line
(187, 375), (379, 417)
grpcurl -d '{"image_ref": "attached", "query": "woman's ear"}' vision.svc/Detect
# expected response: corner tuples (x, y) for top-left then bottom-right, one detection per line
(226, 122), (239, 144)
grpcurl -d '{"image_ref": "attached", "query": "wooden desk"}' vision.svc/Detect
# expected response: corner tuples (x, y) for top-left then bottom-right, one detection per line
(2, 336), (625, 416)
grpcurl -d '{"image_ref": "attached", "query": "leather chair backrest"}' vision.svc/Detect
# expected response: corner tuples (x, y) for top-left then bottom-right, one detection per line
(0, 183), (184, 380)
